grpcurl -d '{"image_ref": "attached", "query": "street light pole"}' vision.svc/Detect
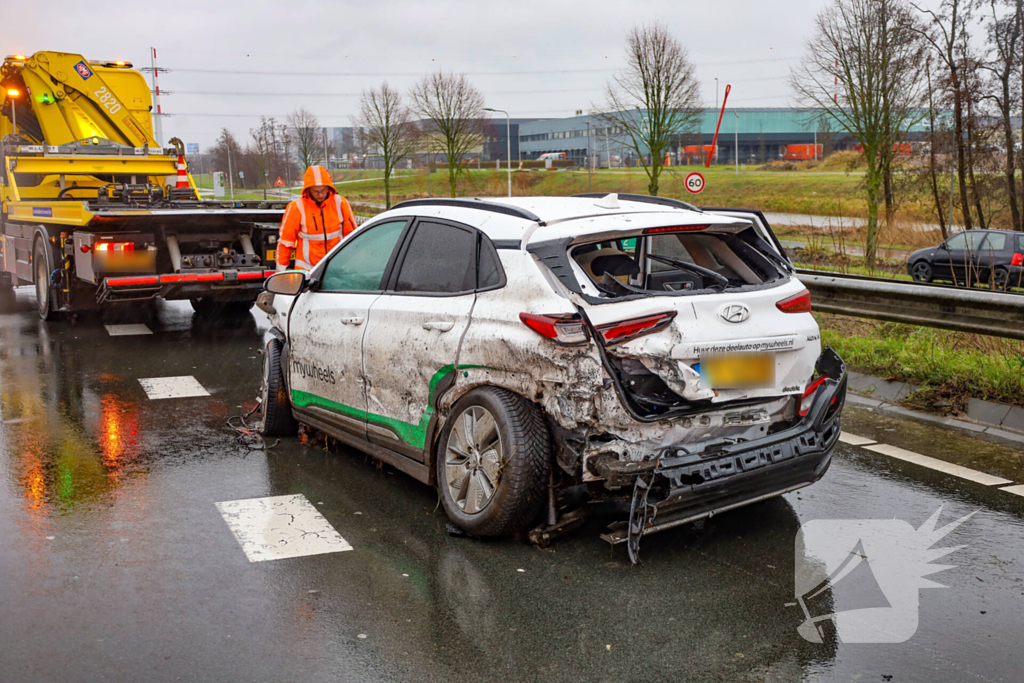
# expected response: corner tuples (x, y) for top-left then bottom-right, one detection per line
(586, 121), (592, 192)
(484, 108), (511, 197)
(715, 78), (719, 111)
(734, 111), (739, 175)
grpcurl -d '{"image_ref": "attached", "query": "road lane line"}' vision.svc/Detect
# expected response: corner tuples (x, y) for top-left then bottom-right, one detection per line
(216, 494), (352, 562)
(839, 432), (876, 446)
(105, 323), (153, 336)
(138, 376), (210, 399)
(863, 443), (1013, 486)
(998, 485), (1024, 498)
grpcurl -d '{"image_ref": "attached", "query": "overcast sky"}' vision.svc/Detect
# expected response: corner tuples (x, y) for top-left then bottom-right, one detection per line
(5, 0), (951, 149)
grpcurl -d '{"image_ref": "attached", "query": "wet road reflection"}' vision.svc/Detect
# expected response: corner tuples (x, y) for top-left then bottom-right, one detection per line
(1, 288), (1023, 682)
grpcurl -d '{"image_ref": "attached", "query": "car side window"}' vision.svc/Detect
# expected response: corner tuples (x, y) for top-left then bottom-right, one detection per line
(320, 220), (406, 292)
(983, 233), (1006, 251)
(964, 232), (988, 250)
(1018, 235), (1024, 253)
(394, 221), (477, 294)
(477, 236), (505, 290)
(945, 233), (967, 250)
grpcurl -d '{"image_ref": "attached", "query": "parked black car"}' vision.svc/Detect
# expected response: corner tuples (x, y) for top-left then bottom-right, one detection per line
(907, 229), (1024, 290)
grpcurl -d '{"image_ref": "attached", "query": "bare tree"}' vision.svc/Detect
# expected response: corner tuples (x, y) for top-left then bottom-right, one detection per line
(409, 71), (486, 197)
(912, 0), (976, 229)
(287, 107), (323, 172)
(211, 128), (243, 178)
(594, 22), (702, 196)
(792, 0), (928, 269)
(981, 0), (1023, 231)
(355, 83), (420, 209)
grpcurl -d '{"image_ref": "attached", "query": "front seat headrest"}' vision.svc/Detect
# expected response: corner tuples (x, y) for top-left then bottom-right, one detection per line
(591, 254), (641, 278)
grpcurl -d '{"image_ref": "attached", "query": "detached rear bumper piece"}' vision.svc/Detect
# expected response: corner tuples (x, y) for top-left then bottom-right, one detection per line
(604, 347), (847, 561)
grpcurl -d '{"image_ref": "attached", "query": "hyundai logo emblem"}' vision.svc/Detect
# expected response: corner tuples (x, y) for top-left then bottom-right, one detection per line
(719, 304), (750, 323)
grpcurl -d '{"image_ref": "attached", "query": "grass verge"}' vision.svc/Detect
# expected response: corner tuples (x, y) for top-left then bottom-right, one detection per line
(819, 313), (1024, 411)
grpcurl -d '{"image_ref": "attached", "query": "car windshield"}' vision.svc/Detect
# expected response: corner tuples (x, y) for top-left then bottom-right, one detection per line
(570, 228), (784, 300)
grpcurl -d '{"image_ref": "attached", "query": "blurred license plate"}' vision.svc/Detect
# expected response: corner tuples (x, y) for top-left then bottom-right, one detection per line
(700, 353), (774, 389)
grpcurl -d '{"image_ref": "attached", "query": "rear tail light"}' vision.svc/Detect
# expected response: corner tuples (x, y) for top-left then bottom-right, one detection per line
(94, 242), (135, 252)
(796, 376), (835, 416)
(1012, 253), (1023, 267)
(776, 289), (812, 314)
(519, 313), (589, 345)
(643, 225), (710, 234)
(597, 311), (676, 345)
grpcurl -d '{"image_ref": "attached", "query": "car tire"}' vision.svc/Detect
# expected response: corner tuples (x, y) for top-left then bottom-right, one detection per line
(259, 337), (298, 437)
(34, 239), (58, 321)
(910, 260), (933, 283)
(992, 267), (1010, 291)
(437, 387), (551, 537)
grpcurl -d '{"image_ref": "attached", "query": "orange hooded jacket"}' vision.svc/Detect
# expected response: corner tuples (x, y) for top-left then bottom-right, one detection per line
(275, 165), (358, 270)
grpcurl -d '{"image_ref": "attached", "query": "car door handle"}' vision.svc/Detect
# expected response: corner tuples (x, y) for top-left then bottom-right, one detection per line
(341, 316), (364, 325)
(422, 320), (455, 332)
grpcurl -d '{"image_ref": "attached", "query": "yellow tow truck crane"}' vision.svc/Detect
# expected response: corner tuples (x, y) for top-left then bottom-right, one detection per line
(0, 51), (287, 319)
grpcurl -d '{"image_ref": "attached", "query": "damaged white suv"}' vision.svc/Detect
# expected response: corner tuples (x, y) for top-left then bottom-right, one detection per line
(257, 194), (846, 560)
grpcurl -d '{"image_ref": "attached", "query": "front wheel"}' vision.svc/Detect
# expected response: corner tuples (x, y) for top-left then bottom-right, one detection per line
(910, 261), (933, 283)
(437, 387), (551, 537)
(259, 337), (298, 436)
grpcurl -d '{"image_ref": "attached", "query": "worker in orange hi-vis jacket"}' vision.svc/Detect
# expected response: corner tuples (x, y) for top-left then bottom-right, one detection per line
(275, 165), (358, 270)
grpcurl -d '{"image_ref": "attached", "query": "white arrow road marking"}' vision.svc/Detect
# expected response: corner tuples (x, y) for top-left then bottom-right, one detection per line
(105, 323), (153, 336)
(138, 376), (210, 400)
(216, 494), (352, 562)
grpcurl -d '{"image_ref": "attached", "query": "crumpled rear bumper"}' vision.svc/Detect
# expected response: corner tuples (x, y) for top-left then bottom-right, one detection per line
(603, 347), (847, 558)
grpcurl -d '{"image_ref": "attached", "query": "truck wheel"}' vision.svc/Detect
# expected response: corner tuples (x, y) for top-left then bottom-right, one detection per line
(259, 338), (298, 436)
(437, 387), (551, 537)
(34, 239), (58, 321)
(191, 297), (253, 317)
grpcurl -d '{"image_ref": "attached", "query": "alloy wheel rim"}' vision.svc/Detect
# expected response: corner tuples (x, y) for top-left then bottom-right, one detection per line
(912, 263), (929, 280)
(445, 406), (503, 515)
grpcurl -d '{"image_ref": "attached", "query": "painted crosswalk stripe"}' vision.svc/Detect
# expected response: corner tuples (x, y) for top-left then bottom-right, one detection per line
(216, 494), (352, 562)
(998, 485), (1024, 498)
(863, 443), (1013, 486)
(138, 376), (210, 400)
(838, 432), (876, 446)
(105, 323), (153, 336)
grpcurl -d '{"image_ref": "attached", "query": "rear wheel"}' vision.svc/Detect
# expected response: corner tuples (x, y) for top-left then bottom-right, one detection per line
(437, 387), (551, 537)
(259, 338), (298, 436)
(992, 267), (1010, 291)
(190, 297), (254, 317)
(34, 239), (58, 321)
(910, 261), (933, 283)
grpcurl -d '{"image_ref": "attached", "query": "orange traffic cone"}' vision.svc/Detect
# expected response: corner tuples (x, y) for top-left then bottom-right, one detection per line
(175, 154), (189, 189)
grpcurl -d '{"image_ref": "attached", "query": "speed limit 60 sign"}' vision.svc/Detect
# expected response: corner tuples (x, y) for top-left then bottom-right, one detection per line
(684, 171), (706, 194)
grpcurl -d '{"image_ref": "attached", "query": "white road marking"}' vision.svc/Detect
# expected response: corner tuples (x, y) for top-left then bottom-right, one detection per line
(105, 323), (152, 337)
(863, 443), (1013, 486)
(215, 494), (352, 562)
(138, 376), (210, 400)
(998, 485), (1024, 498)
(839, 432), (876, 446)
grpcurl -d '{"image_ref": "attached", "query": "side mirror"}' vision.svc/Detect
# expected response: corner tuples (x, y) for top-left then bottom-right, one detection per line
(265, 270), (306, 295)
(938, 242), (947, 250)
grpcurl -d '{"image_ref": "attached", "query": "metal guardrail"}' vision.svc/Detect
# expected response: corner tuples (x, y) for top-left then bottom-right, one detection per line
(796, 269), (1024, 341)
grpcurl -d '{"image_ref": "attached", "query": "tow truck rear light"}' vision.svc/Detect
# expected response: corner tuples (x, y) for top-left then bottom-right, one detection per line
(519, 313), (589, 345)
(1012, 253), (1023, 267)
(597, 311), (676, 345)
(643, 225), (710, 234)
(94, 242), (134, 252)
(776, 289), (812, 314)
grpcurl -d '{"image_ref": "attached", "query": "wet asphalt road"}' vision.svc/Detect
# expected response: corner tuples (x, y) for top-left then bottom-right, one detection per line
(1, 289), (1023, 683)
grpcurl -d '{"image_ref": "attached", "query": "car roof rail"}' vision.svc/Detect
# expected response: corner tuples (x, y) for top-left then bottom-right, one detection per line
(572, 193), (703, 213)
(388, 197), (544, 223)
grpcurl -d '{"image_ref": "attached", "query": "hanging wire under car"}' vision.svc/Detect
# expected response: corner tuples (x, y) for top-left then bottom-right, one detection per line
(226, 400), (279, 450)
